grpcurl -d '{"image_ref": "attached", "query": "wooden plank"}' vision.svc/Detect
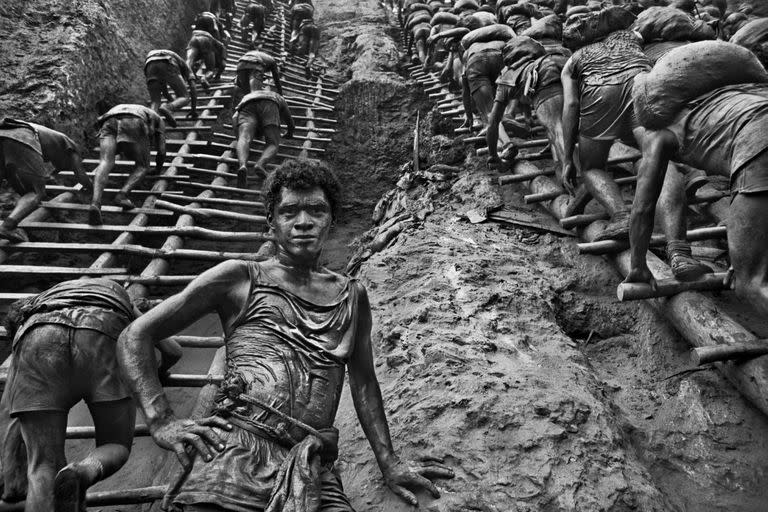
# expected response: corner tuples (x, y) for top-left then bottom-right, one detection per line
(0, 265), (128, 276)
(616, 272), (728, 301)
(17, 221), (271, 242)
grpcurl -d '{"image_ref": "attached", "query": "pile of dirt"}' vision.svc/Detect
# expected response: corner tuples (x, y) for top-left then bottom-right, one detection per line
(0, 0), (206, 146)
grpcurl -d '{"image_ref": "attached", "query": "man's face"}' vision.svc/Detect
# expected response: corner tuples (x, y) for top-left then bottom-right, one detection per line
(271, 186), (333, 262)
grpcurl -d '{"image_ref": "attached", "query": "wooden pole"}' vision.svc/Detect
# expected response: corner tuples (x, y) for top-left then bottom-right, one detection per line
(578, 226), (727, 255)
(692, 342), (768, 366)
(616, 272), (728, 301)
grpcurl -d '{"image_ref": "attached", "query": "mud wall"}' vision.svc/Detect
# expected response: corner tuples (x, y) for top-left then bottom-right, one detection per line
(0, 0), (206, 146)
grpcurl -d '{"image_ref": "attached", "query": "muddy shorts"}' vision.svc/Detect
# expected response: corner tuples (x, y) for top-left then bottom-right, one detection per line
(99, 116), (149, 146)
(236, 99), (281, 138)
(145, 60), (179, 85)
(465, 50), (503, 95)
(0, 138), (47, 195)
(146, 61), (189, 98)
(170, 421), (355, 512)
(235, 68), (265, 91)
(731, 147), (768, 198)
(7, 310), (132, 416)
(578, 76), (637, 143)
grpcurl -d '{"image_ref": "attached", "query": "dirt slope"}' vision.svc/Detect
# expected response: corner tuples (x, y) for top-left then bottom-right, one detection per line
(0, 0), (206, 146)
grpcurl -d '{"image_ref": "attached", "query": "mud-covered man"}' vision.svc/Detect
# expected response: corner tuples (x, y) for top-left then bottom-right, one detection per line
(0, 119), (92, 243)
(236, 50), (283, 95)
(296, 17), (321, 78)
(145, 49), (199, 120)
(289, 0), (315, 48)
(117, 159), (454, 512)
(186, 24), (227, 91)
(1, 278), (181, 512)
(240, 1), (269, 47)
(88, 104), (171, 225)
(487, 36), (570, 170)
(231, 87), (294, 187)
(625, 82), (768, 314)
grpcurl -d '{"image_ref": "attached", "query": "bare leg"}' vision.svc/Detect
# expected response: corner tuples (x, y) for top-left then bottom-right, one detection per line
(186, 47), (200, 77)
(729, 192), (768, 315)
(18, 411), (67, 512)
(236, 118), (257, 188)
(54, 399), (135, 512)
(166, 73), (191, 112)
(254, 125), (281, 173)
(114, 142), (149, 209)
(147, 79), (164, 113)
(0, 374), (27, 502)
(89, 135), (117, 225)
(535, 96), (565, 167)
(471, 83), (495, 127)
(578, 136), (624, 215)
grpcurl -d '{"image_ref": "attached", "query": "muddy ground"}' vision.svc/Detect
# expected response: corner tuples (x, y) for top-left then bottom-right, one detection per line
(2, 0), (768, 511)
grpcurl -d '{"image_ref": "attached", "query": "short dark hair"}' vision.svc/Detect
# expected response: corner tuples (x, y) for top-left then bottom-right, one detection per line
(264, 159), (341, 219)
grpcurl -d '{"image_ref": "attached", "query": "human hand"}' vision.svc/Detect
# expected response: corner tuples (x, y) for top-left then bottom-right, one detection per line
(383, 456), (454, 506)
(151, 416), (233, 468)
(562, 161), (578, 196)
(460, 116), (473, 129)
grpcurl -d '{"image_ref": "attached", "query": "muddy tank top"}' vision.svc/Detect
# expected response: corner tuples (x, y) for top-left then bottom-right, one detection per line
(223, 263), (360, 430)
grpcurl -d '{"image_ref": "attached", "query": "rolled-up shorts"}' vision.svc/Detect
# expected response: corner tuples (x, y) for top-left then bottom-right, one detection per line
(0, 139), (46, 195)
(466, 50), (503, 95)
(236, 100), (281, 138)
(731, 148), (768, 198)
(99, 116), (149, 146)
(145, 61), (188, 97)
(8, 321), (131, 416)
(578, 77), (637, 143)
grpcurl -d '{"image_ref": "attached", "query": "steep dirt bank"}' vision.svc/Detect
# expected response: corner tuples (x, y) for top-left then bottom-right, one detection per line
(315, 0), (430, 269)
(0, 0), (206, 146)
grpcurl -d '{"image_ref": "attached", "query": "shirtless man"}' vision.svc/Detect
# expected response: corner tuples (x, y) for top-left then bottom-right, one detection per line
(117, 159), (454, 512)
(625, 83), (768, 312)
(289, 0), (315, 48)
(460, 37), (507, 130)
(88, 104), (170, 225)
(236, 50), (283, 95)
(296, 18), (321, 78)
(560, 26), (708, 279)
(209, 0), (236, 30)
(487, 36), (569, 169)
(186, 26), (227, 91)
(2, 278), (181, 512)
(145, 49), (198, 119)
(0, 119), (92, 243)
(240, 1), (268, 47)
(231, 87), (294, 187)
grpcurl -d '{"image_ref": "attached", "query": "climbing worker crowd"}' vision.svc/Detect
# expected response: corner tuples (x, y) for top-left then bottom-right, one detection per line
(410, 0), (768, 318)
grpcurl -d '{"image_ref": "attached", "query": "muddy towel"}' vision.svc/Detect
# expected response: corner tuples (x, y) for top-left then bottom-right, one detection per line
(265, 429), (339, 512)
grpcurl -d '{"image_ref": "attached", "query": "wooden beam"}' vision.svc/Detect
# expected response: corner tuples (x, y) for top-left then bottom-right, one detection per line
(616, 272), (728, 301)
(692, 342), (768, 366)
(17, 221), (271, 242)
